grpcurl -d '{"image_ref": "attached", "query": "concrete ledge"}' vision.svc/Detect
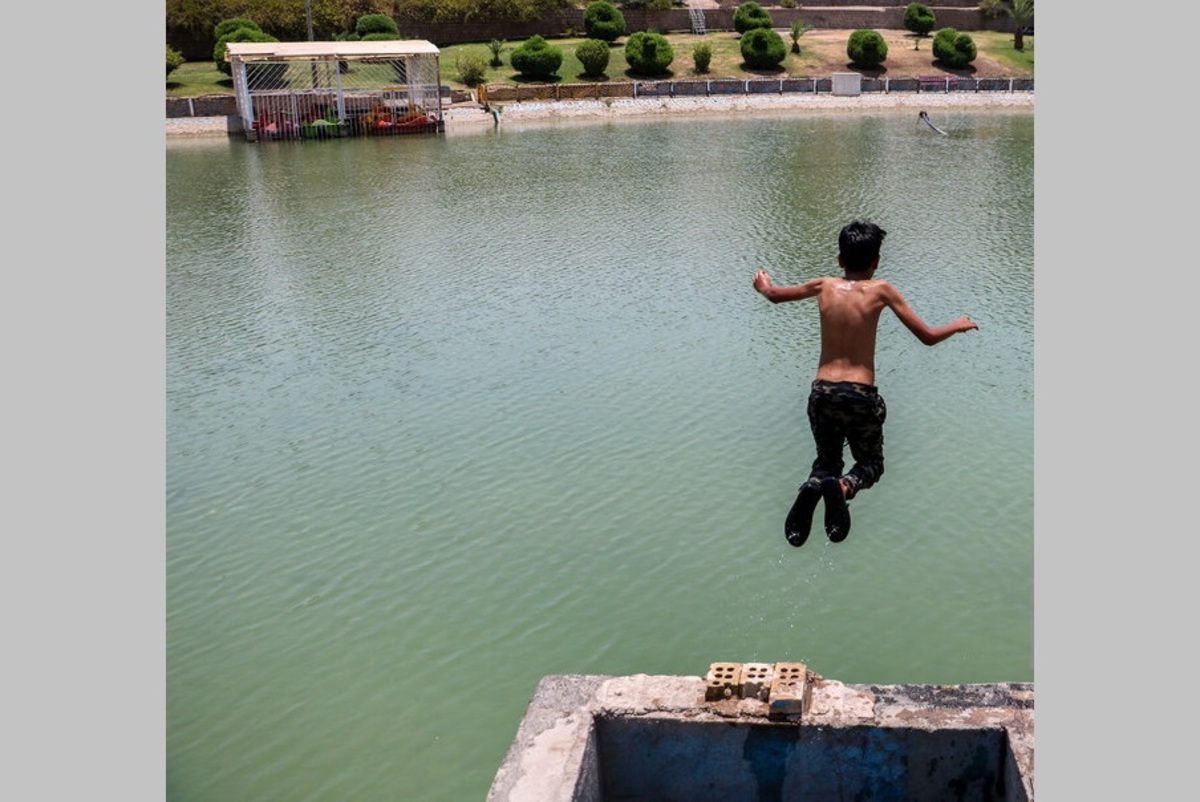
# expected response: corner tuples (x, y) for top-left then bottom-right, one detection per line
(488, 672), (1034, 801)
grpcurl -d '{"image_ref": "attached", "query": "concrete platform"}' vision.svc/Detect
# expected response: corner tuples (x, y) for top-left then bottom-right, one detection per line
(488, 668), (1034, 801)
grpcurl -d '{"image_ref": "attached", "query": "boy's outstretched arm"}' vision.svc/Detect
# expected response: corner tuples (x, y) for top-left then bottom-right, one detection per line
(880, 282), (979, 345)
(753, 269), (824, 303)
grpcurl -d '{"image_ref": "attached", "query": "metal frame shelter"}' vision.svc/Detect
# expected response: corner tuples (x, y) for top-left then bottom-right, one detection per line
(225, 40), (444, 142)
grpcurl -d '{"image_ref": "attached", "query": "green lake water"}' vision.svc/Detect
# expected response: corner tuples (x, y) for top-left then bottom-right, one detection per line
(167, 108), (1033, 799)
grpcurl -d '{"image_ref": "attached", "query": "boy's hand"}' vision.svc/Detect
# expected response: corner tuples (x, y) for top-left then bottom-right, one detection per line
(955, 315), (979, 332)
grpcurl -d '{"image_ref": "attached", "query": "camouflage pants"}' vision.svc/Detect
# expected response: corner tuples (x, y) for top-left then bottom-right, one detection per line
(804, 379), (887, 499)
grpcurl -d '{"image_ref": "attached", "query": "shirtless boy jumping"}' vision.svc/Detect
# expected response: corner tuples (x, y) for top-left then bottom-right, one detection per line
(752, 220), (978, 546)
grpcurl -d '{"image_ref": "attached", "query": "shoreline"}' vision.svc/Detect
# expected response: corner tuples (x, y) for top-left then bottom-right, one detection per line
(166, 91), (1033, 138)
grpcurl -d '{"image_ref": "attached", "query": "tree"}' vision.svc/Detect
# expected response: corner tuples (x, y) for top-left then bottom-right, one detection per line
(903, 3), (936, 50)
(488, 39), (505, 67)
(510, 35), (563, 79)
(932, 27), (977, 68)
(167, 45), (185, 79)
(733, 2), (773, 35)
(583, 1), (625, 43)
(575, 38), (611, 77)
(789, 19), (812, 55)
(741, 28), (786, 70)
(979, 0), (1034, 51)
(213, 22), (279, 76)
(355, 13), (398, 38)
(846, 29), (887, 68)
(624, 31), (674, 76)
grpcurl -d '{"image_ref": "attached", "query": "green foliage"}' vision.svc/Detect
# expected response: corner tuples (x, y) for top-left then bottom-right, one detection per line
(583, 1), (626, 43)
(355, 13), (399, 37)
(213, 17), (262, 40)
(846, 28), (887, 68)
(361, 31), (400, 40)
(488, 39), (506, 67)
(624, 30), (674, 75)
(987, 0), (1034, 50)
(733, 2), (774, 34)
(455, 52), (489, 86)
(740, 28), (786, 70)
(575, 38), (612, 77)
(510, 34), (564, 79)
(692, 41), (713, 73)
(779, 0), (796, 7)
(903, 3), (936, 37)
(932, 27), (977, 68)
(213, 26), (280, 75)
(392, 0), (572, 25)
(789, 18), (811, 53)
(620, 0), (670, 9)
(166, 45), (186, 78)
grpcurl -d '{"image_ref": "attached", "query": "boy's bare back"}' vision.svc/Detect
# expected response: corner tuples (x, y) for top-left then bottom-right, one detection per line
(752, 269), (977, 386)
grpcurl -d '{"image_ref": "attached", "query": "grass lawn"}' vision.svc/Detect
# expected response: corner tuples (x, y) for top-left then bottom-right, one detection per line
(168, 29), (1033, 97)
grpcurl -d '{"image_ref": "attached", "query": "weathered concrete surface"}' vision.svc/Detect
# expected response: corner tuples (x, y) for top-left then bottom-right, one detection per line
(488, 673), (1034, 801)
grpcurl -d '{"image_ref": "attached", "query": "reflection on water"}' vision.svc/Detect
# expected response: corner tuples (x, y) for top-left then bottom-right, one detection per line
(167, 109), (1033, 800)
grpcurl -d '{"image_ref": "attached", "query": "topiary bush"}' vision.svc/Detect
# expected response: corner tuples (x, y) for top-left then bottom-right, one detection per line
(624, 31), (674, 76)
(355, 14), (399, 38)
(510, 35), (563, 79)
(733, 2), (774, 34)
(213, 27), (280, 76)
(903, 3), (936, 38)
(692, 41), (713, 74)
(740, 28), (787, 70)
(166, 45), (185, 79)
(846, 28), (888, 68)
(213, 17), (261, 41)
(932, 27), (977, 68)
(583, 1), (626, 43)
(575, 38), (611, 78)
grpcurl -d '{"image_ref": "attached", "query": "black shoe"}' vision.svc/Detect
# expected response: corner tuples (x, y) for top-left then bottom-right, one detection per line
(784, 481), (822, 547)
(821, 477), (851, 542)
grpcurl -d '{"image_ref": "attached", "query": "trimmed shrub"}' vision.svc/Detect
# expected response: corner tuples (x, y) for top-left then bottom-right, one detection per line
(355, 13), (399, 38)
(213, 27), (280, 76)
(575, 38), (611, 77)
(213, 17), (261, 40)
(692, 41), (713, 74)
(166, 45), (185, 78)
(624, 31), (674, 76)
(362, 32), (400, 41)
(733, 2), (774, 35)
(583, 1), (625, 43)
(932, 27), (977, 68)
(455, 53), (488, 86)
(510, 35), (563, 79)
(903, 3), (936, 37)
(740, 28), (786, 70)
(846, 28), (888, 68)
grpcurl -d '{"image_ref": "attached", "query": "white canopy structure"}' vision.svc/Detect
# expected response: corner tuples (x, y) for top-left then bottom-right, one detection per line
(225, 40), (444, 141)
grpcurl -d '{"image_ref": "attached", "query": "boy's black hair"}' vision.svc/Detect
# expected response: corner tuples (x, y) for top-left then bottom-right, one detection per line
(838, 220), (887, 272)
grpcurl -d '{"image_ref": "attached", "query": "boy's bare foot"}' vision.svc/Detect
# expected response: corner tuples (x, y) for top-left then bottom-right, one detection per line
(784, 480), (822, 547)
(821, 477), (851, 542)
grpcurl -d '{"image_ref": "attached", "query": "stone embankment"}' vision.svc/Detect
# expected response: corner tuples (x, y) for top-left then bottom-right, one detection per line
(168, 90), (1032, 138)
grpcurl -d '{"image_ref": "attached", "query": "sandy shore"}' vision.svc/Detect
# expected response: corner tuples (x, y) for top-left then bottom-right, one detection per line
(166, 90), (1032, 138)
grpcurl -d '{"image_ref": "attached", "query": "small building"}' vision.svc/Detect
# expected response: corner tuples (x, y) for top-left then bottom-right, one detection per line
(225, 40), (445, 142)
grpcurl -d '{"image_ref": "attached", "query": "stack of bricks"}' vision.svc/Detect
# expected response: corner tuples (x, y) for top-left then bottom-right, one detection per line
(703, 661), (812, 721)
